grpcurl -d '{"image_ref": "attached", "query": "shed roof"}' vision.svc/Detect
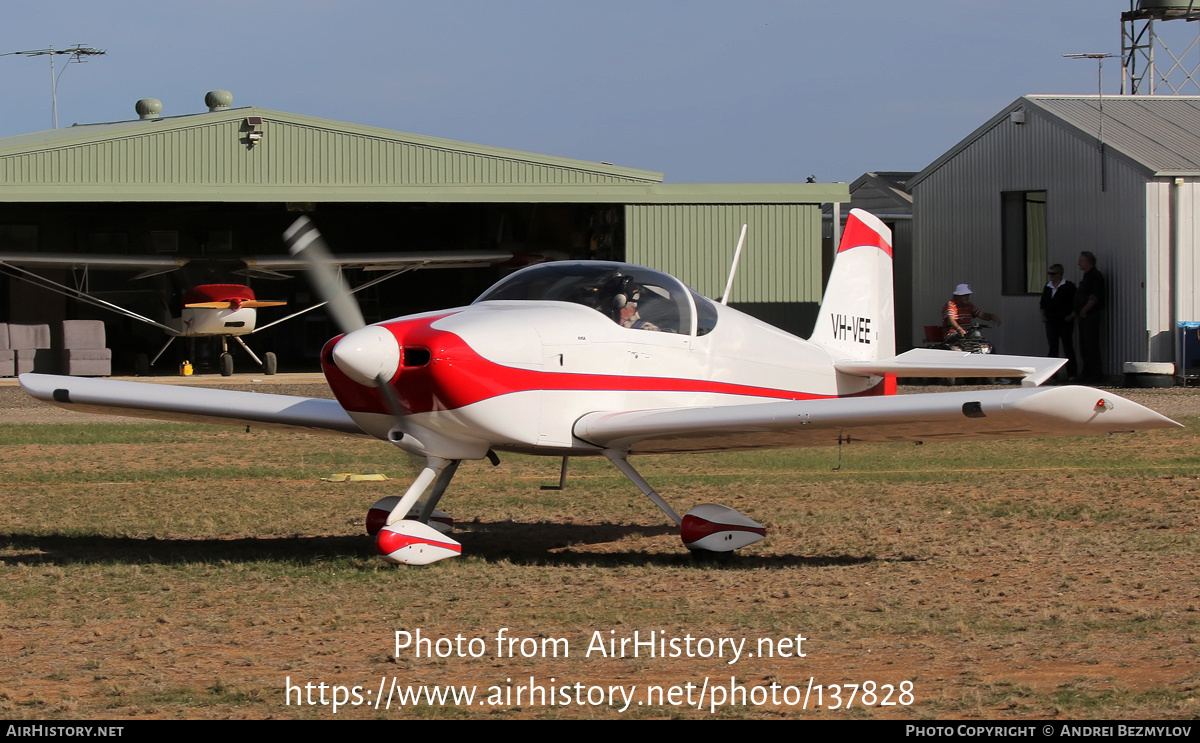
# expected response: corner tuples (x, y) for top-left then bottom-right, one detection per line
(911, 95), (1200, 187)
(842, 171), (913, 215)
(0, 105), (846, 204)
(0, 105), (661, 200)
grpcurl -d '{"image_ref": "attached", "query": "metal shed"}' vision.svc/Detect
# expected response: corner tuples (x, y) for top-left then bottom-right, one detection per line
(910, 94), (1200, 378)
(0, 94), (844, 372)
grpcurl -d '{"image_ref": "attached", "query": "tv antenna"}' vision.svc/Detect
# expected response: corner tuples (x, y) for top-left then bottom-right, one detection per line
(1, 44), (107, 128)
(1065, 52), (1116, 191)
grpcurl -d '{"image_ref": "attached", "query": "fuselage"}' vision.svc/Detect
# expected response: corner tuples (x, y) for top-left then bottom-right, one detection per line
(168, 283), (281, 337)
(319, 261), (886, 459)
(170, 306), (258, 337)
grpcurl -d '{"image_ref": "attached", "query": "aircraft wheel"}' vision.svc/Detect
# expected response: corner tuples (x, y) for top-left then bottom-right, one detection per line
(264, 352), (277, 376)
(135, 353), (150, 377)
(220, 352), (234, 377)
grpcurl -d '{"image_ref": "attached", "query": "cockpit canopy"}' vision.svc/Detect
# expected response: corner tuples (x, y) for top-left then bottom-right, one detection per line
(474, 261), (718, 336)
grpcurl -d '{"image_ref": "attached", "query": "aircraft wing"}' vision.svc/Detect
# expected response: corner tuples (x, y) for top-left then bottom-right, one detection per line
(573, 386), (1180, 454)
(0, 253), (190, 279)
(835, 348), (1066, 387)
(19, 374), (368, 438)
(242, 250), (515, 274)
(0, 253), (191, 270)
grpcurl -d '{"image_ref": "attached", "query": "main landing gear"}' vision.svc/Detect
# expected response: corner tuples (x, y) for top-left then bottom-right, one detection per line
(366, 457), (464, 566)
(603, 450), (767, 554)
(150, 335), (278, 376)
(362, 452), (767, 566)
(217, 336), (277, 377)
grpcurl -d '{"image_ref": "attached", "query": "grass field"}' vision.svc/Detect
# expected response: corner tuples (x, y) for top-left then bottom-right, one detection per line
(1, 417), (1198, 719)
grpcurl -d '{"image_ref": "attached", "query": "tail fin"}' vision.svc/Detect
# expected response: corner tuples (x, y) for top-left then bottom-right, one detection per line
(809, 208), (895, 362)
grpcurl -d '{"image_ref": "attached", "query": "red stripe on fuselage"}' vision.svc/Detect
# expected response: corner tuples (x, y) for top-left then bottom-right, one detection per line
(321, 313), (888, 417)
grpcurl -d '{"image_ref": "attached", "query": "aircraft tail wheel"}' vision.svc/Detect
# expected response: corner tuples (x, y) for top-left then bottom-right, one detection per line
(264, 352), (277, 375)
(219, 352), (234, 377)
(680, 504), (766, 552)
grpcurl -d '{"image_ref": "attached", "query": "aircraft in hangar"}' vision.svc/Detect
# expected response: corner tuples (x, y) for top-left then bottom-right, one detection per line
(0, 245), (523, 375)
(19, 210), (1180, 564)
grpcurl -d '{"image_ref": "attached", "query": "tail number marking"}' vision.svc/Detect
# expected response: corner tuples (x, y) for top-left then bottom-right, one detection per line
(830, 314), (872, 344)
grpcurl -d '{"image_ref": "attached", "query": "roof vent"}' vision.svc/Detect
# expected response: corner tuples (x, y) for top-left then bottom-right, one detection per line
(205, 90), (233, 112)
(135, 98), (163, 120)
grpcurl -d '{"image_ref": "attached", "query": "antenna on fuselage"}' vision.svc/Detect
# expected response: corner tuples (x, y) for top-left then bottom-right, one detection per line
(719, 224), (748, 306)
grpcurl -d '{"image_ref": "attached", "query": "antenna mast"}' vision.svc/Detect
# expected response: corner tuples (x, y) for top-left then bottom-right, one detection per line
(1064, 52), (1116, 190)
(1, 44), (107, 128)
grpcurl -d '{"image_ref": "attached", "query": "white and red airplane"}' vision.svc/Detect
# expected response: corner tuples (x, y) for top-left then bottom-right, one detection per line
(19, 210), (1180, 565)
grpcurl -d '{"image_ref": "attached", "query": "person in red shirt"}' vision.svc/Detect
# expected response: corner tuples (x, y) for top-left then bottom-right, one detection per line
(943, 283), (1002, 347)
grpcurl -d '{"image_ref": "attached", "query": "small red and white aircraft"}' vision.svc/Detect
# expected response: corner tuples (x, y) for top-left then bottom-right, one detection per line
(19, 210), (1180, 565)
(166, 283), (287, 376)
(0, 246), (521, 375)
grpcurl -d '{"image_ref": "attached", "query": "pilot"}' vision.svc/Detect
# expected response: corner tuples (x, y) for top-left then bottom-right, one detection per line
(617, 289), (659, 331)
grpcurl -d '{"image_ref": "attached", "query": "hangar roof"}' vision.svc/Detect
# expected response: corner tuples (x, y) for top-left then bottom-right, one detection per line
(846, 171), (913, 214)
(0, 105), (846, 204)
(912, 95), (1200, 187)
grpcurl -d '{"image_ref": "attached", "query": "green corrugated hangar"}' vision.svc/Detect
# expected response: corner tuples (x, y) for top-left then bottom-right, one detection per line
(0, 91), (846, 373)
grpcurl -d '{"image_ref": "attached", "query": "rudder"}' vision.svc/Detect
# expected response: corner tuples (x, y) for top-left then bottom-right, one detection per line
(809, 208), (895, 362)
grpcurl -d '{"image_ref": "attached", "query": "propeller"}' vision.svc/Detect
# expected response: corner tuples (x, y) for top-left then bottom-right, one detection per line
(283, 216), (365, 333)
(283, 216), (409, 418)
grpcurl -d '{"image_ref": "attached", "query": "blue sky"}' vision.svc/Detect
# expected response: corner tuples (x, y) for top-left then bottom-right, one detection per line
(0, 1), (1175, 183)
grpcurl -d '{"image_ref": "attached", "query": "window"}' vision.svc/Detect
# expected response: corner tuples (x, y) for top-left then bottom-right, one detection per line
(474, 260), (699, 335)
(1001, 191), (1047, 295)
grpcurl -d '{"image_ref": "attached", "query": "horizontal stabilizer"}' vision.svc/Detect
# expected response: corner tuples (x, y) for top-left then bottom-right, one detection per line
(19, 373), (366, 437)
(835, 348), (1066, 387)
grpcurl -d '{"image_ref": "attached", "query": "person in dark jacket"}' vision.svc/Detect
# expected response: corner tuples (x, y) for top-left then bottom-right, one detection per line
(1040, 263), (1076, 380)
(1070, 251), (1105, 383)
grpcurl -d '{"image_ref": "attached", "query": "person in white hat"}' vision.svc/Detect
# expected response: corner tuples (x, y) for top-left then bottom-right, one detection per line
(943, 283), (1002, 347)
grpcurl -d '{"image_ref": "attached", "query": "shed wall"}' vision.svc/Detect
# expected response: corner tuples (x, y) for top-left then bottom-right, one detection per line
(625, 204), (823, 337)
(1147, 177), (1200, 362)
(913, 105), (1150, 374)
(625, 204), (821, 302)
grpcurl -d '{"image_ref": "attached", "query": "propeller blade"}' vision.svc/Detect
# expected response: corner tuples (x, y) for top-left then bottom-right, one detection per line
(284, 217), (410, 418)
(377, 374), (410, 420)
(282, 216), (365, 334)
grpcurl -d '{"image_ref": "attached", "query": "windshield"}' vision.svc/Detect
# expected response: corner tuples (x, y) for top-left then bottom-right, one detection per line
(475, 261), (708, 335)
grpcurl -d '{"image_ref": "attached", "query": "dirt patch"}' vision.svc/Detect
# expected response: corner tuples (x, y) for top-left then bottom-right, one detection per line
(0, 380), (1197, 718)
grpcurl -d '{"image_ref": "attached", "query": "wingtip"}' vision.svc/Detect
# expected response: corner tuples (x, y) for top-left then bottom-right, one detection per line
(1043, 385), (1182, 431)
